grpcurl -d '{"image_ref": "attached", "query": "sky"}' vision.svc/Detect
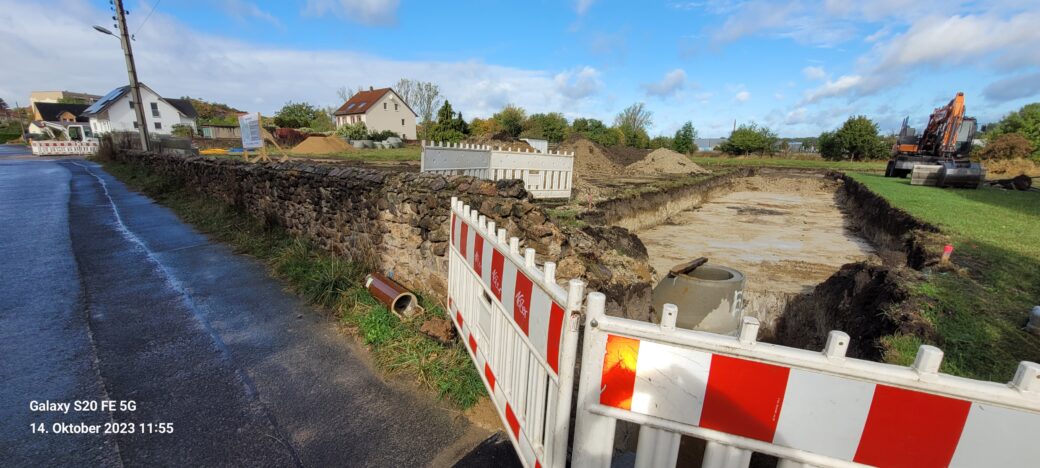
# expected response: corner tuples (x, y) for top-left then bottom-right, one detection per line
(2, 0), (1039, 137)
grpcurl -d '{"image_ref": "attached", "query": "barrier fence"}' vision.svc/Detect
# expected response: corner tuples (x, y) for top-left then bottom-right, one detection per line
(448, 197), (585, 468)
(30, 140), (99, 156)
(423, 142), (574, 199)
(447, 197), (1040, 468)
(571, 296), (1040, 468)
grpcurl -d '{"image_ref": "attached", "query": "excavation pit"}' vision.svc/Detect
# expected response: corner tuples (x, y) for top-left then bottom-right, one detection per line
(633, 173), (877, 333)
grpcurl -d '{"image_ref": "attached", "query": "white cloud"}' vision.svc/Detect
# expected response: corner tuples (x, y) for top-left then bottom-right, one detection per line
(875, 12), (1040, 71)
(734, 90), (751, 102)
(575, 0), (596, 15)
(554, 66), (603, 100)
(0, 2), (602, 120)
(982, 72), (1040, 103)
(641, 69), (687, 98)
(221, 0), (284, 30)
(303, 0), (400, 26)
(802, 75), (863, 104)
(802, 65), (826, 80)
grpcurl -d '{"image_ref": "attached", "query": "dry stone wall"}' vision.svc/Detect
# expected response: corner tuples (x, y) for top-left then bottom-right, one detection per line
(112, 150), (567, 298)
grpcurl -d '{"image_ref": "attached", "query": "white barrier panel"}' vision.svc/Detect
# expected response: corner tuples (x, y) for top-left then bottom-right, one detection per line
(448, 197), (585, 468)
(423, 142), (574, 199)
(572, 294), (1040, 468)
(30, 140), (99, 156)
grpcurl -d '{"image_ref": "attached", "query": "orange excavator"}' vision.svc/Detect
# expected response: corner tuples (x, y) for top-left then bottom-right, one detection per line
(886, 92), (984, 188)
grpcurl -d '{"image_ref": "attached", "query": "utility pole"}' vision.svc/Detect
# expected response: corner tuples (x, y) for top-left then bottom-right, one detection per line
(113, 0), (150, 151)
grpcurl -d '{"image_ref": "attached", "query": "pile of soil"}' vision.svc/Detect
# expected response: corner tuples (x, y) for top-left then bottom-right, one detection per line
(558, 136), (624, 176)
(984, 158), (1040, 178)
(626, 148), (709, 175)
(291, 136), (355, 155)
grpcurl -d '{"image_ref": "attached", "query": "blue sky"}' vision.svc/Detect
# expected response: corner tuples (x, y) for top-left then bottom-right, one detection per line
(2, 0), (1039, 137)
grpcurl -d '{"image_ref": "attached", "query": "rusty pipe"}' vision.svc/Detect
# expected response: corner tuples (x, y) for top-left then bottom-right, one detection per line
(365, 272), (421, 318)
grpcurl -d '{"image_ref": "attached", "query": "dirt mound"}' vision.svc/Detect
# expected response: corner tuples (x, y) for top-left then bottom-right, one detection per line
(626, 148), (709, 175)
(291, 136), (355, 155)
(984, 158), (1040, 178)
(559, 136), (623, 176)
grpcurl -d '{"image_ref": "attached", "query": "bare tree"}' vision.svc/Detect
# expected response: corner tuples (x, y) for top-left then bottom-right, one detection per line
(614, 102), (653, 131)
(336, 86), (367, 103)
(394, 78), (442, 124)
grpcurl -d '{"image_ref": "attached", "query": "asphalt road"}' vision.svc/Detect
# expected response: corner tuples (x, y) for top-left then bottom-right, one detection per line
(0, 143), (33, 159)
(0, 158), (494, 466)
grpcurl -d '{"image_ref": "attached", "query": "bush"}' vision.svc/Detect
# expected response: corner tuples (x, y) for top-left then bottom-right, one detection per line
(986, 102), (1040, 160)
(171, 124), (195, 138)
(719, 123), (777, 155)
(977, 133), (1034, 160)
(819, 116), (888, 161)
(368, 130), (399, 141)
(336, 122), (368, 140)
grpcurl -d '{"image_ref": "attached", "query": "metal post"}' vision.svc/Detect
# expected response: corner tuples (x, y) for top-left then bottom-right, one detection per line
(114, 0), (150, 151)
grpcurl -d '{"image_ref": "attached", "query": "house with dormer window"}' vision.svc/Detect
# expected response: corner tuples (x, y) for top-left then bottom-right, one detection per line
(333, 87), (417, 139)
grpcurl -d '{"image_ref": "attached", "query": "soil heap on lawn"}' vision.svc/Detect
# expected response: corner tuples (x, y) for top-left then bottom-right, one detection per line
(626, 148), (709, 175)
(559, 135), (624, 176)
(291, 136), (355, 155)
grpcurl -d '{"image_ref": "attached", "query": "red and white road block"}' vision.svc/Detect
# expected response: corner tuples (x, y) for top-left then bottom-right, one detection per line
(573, 294), (1040, 468)
(30, 140), (99, 156)
(448, 197), (585, 468)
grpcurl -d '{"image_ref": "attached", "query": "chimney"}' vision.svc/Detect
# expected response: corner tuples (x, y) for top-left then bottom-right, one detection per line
(369, 86), (374, 91)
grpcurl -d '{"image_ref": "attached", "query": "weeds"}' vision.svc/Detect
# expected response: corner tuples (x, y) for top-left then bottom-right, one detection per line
(100, 160), (486, 408)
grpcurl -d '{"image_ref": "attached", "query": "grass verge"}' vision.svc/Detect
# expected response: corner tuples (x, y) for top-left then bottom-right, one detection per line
(849, 173), (1040, 381)
(100, 160), (485, 408)
(691, 155), (887, 172)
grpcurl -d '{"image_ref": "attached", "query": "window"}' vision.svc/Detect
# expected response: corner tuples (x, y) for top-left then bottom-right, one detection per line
(129, 101), (135, 110)
(133, 121), (139, 129)
(150, 102), (160, 117)
(154, 122), (162, 130)
(394, 103), (399, 111)
(401, 119), (405, 126)
(383, 102), (387, 109)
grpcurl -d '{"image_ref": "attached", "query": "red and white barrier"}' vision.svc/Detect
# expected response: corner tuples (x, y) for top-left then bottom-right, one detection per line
(30, 140), (99, 156)
(448, 197), (585, 468)
(572, 296), (1040, 468)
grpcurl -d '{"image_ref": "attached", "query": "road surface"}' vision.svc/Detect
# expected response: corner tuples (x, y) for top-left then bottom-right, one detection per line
(0, 143), (33, 159)
(0, 158), (498, 466)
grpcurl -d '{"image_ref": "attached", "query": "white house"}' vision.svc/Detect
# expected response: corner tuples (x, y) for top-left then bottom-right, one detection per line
(81, 84), (197, 136)
(333, 87), (417, 139)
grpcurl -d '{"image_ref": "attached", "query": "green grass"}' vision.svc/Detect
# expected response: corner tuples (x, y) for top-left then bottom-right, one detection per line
(691, 155), (887, 172)
(848, 173), (1040, 381)
(100, 159), (485, 408)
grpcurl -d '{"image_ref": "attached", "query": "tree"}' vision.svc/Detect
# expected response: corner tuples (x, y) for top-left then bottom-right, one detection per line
(719, 123), (777, 155)
(987, 103), (1040, 160)
(572, 118), (622, 146)
(649, 135), (673, 149)
(426, 100), (469, 142)
(977, 133), (1034, 160)
(274, 101), (322, 129)
(308, 108), (335, 132)
(618, 124), (650, 148)
(614, 102), (653, 132)
(336, 121), (368, 140)
(0, 98), (7, 111)
(394, 79), (442, 125)
(493, 105), (526, 138)
(818, 116), (887, 161)
(470, 117), (503, 137)
(521, 112), (570, 142)
(673, 121), (697, 154)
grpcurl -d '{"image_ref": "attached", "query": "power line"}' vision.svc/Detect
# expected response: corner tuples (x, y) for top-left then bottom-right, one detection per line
(134, 0), (161, 36)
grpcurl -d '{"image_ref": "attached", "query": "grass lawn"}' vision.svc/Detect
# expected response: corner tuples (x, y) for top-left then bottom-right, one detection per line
(692, 155), (888, 172)
(848, 173), (1040, 381)
(100, 159), (485, 408)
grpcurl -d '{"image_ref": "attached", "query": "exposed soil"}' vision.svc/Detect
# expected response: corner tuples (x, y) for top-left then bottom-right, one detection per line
(626, 148), (709, 175)
(636, 174), (876, 333)
(291, 136), (356, 154)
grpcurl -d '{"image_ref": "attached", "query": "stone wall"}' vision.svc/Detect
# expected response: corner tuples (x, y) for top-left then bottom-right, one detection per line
(111, 150), (566, 298)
